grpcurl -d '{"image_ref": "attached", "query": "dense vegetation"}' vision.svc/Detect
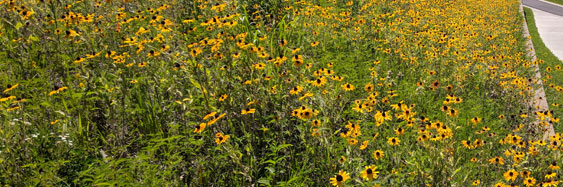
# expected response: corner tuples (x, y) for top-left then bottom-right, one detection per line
(0, 0), (561, 186)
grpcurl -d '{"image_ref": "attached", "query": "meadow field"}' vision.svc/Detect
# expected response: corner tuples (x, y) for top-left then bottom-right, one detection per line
(0, 0), (562, 186)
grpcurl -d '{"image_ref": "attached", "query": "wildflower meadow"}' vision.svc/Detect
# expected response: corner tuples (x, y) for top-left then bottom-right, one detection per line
(0, 0), (562, 186)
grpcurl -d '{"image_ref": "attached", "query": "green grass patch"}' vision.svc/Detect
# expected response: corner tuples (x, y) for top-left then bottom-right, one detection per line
(546, 0), (563, 6)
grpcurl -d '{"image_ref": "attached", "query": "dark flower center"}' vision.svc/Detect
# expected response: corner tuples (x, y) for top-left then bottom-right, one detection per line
(366, 169), (372, 174)
(336, 175), (343, 181)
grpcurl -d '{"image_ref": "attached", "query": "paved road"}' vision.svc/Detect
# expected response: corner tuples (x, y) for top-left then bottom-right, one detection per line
(530, 8), (563, 60)
(523, 0), (563, 16)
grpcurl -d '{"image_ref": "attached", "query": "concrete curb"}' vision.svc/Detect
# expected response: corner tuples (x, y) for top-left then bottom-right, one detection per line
(520, 2), (555, 140)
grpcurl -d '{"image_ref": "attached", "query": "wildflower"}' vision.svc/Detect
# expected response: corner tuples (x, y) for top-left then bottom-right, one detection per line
(549, 162), (560, 170)
(241, 108), (256, 115)
(373, 150), (384, 160)
(494, 182), (506, 187)
(215, 133), (230, 145)
(207, 113), (226, 126)
(299, 109), (313, 119)
(472, 180), (480, 185)
(311, 119), (321, 127)
(388, 137), (400, 146)
(361, 165), (379, 181)
(395, 127), (405, 135)
(488, 157), (505, 165)
(545, 171), (556, 179)
(523, 177), (536, 187)
(503, 169), (518, 182)
(312, 77), (327, 87)
(360, 140), (369, 150)
(74, 57), (85, 64)
(48, 86), (68, 96)
(194, 123), (206, 133)
(471, 117), (481, 124)
(347, 138), (358, 145)
(65, 29), (79, 37)
(311, 41), (319, 47)
(338, 156), (346, 164)
(329, 170), (350, 186)
(3, 84), (18, 93)
(290, 86), (303, 95)
(341, 83), (355, 91)
(364, 83), (374, 92)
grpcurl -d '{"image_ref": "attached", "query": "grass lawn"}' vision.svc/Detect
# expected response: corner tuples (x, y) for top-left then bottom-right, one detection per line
(546, 0), (563, 6)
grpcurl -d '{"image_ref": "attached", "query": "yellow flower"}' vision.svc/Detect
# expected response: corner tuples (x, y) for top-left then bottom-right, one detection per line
(359, 140), (369, 150)
(215, 133), (230, 145)
(503, 169), (518, 182)
(241, 108), (256, 115)
(48, 86), (68, 96)
(329, 170), (349, 186)
(388, 137), (400, 146)
(472, 180), (480, 185)
(193, 123), (206, 134)
(470, 117), (481, 124)
(347, 138), (358, 145)
(361, 165), (379, 181)
(341, 83), (355, 91)
(65, 29), (79, 37)
(373, 150), (384, 160)
(311, 41), (319, 47)
(523, 177), (536, 187)
(298, 109), (313, 119)
(74, 57), (85, 64)
(3, 84), (18, 93)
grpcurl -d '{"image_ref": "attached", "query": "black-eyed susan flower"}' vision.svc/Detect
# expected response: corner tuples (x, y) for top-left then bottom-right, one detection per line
(290, 86), (304, 95)
(360, 165), (379, 181)
(545, 171), (557, 179)
(494, 182), (505, 187)
(503, 169), (518, 182)
(193, 123), (206, 133)
(338, 156), (346, 164)
(3, 84), (18, 93)
(347, 138), (358, 145)
(373, 150), (384, 160)
(74, 57), (85, 64)
(215, 132), (230, 145)
(311, 119), (321, 127)
(241, 108), (256, 115)
(523, 177), (536, 187)
(299, 109), (313, 119)
(549, 162), (560, 170)
(329, 170), (349, 186)
(364, 83), (374, 92)
(471, 117), (482, 124)
(48, 86), (68, 96)
(310, 41), (319, 47)
(471, 180), (479, 185)
(360, 140), (369, 150)
(312, 77), (327, 87)
(65, 29), (79, 37)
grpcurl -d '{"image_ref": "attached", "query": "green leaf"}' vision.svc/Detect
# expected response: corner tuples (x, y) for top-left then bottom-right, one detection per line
(15, 22), (23, 30)
(257, 178), (271, 186)
(28, 35), (39, 42)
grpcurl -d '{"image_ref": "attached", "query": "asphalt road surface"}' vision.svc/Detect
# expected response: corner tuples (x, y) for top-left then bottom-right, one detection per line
(523, 0), (563, 16)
